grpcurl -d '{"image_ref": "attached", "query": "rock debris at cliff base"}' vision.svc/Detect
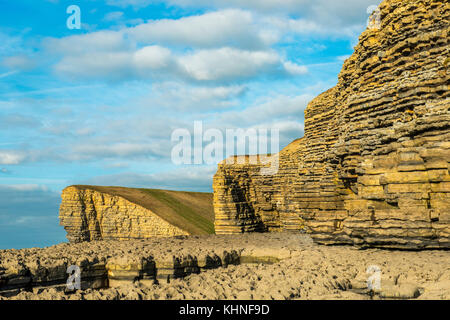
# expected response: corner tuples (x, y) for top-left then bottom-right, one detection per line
(1, 233), (449, 300)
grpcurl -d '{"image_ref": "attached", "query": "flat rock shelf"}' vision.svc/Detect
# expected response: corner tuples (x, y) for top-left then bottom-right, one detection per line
(1, 233), (449, 300)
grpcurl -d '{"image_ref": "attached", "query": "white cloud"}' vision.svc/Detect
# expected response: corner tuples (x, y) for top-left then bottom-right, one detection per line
(1, 55), (35, 71)
(54, 51), (133, 80)
(43, 7), (350, 83)
(106, 0), (153, 8)
(0, 184), (49, 192)
(265, 16), (325, 34)
(0, 113), (41, 129)
(53, 49), (172, 80)
(217, 93), (313, 126)
(75, 127), (95, 136)
(83, 166), (216, 192)
(0, 149), (61, 165)
(168, 0), (383, 29)
(72, 142), (164, 160)
(53, 45), (306, 82)
(0, 151), (27, 165)
(260, 15), (364, 38)
(147, 82), (246, 111)
(104, 162), (130, 169)
(178, 47), (288, 81)
(103, 11), (124, 22)
(133, 45), (173, 70)
(283, 61), (308, 75)
(44, 30), (130, 55)
(114, 0), (374, 22)
(129, 9), (274, 49)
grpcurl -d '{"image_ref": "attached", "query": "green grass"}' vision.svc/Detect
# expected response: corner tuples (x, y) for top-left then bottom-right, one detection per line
(71, 185), (215, 235)
(139, 188), (215, 234)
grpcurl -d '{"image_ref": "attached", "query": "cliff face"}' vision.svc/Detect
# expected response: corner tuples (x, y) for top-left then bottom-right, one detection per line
(60, 186), (189, 242)
(213, 0), (450, 249)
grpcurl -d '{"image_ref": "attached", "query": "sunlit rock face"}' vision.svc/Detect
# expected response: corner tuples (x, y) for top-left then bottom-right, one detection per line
(213, 0), (450, 249)
(59, 186), (188, 243)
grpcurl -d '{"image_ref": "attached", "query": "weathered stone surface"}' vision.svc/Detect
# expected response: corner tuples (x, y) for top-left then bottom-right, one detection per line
(1, 234), (448, 300)
(59, 186), (189, 243)
(213, 0), (450, 249)
(0, 233), (310, 297)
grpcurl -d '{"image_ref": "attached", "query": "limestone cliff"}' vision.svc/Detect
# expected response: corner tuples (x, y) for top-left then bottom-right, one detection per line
(60, 186), (214, 242)
(213, 0), (450, 249)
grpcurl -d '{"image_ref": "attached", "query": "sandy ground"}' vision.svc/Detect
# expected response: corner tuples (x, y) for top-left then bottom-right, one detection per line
(1, 233), (449, 300)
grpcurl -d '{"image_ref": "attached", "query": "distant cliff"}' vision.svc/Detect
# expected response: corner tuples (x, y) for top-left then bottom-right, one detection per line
(213, 0), (450, 249)
(59, 186), (214, 242)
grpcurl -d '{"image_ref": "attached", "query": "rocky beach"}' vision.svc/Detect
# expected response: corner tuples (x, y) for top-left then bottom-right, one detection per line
(1, 233), (449, 300)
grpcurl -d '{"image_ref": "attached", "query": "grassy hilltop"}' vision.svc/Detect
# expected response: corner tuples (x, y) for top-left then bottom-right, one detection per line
(73, 185), (215, 235)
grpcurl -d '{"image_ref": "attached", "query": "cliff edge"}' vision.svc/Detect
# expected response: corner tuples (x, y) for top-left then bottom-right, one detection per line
(59, 186), (214, 242)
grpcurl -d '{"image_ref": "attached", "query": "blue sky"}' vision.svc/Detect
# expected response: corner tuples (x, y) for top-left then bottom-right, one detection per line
(0, 0), (381, 249)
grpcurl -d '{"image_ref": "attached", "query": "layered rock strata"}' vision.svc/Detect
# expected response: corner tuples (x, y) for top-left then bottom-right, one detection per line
(213, 0), (450, 249)
(59, 186), (189, 242)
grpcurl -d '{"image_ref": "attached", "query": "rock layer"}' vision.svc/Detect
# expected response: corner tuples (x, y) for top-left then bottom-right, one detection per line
(59, 186), (189, 242)
(213, 0), (450, 249)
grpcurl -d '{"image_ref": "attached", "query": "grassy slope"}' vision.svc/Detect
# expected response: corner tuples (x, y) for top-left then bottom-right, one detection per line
(72, 185), (215, 235)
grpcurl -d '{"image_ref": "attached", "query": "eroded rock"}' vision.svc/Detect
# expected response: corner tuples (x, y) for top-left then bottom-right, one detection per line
(213, 0), (450, 249)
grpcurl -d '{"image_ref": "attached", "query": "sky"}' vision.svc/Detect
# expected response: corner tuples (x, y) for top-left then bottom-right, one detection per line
(0, 0), (382, 249)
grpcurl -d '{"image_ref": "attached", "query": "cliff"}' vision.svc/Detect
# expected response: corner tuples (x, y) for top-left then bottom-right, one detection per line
(213, 0), (450, 249)
(59, 186), (214, 242)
